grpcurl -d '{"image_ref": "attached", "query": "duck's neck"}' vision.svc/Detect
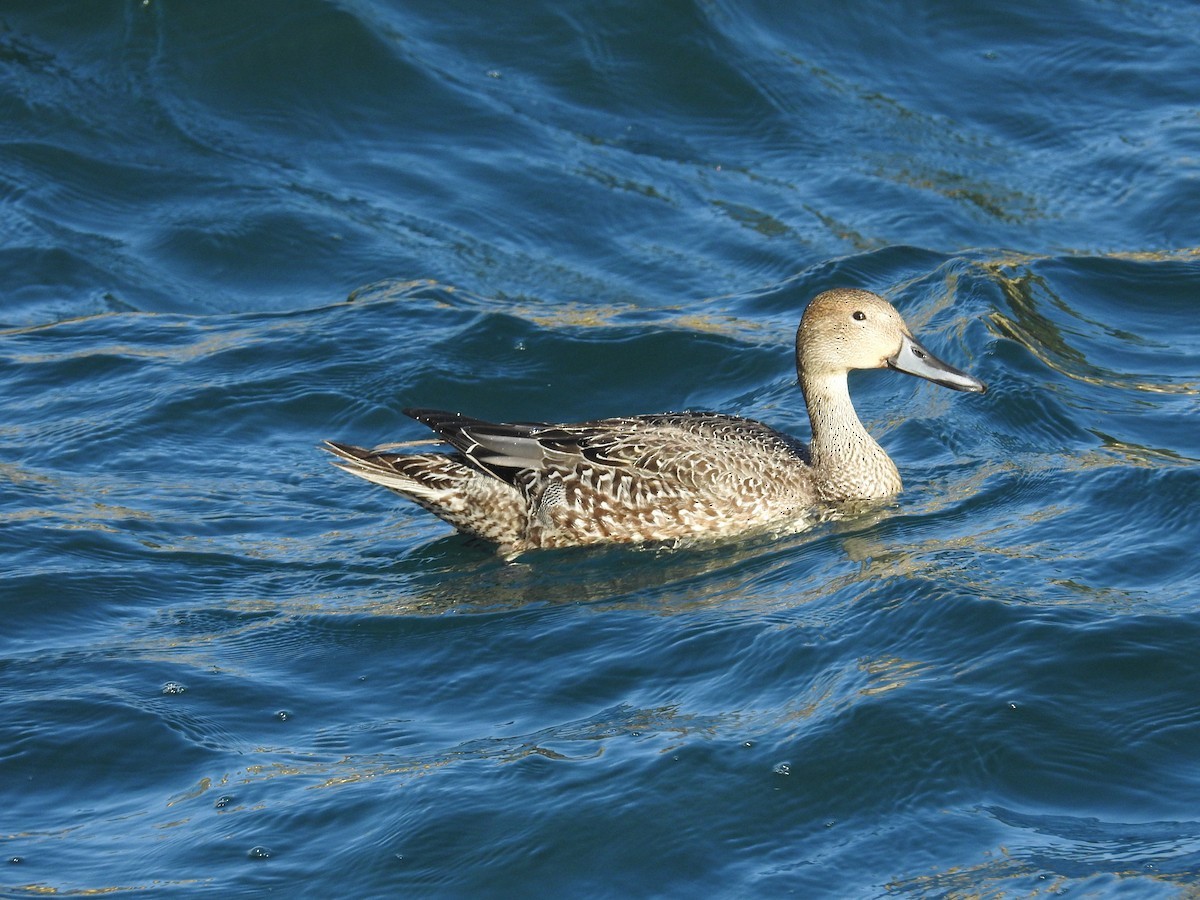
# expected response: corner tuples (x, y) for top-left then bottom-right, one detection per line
(802, 371), (902, 503)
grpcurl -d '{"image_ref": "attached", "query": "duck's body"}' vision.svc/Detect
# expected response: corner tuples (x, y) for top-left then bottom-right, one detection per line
(328, 411), (820, 556)
(326, 289), (986, 558)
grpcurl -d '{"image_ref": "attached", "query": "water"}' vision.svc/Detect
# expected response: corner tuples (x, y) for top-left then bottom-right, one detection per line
(2, 0), (1199, 895)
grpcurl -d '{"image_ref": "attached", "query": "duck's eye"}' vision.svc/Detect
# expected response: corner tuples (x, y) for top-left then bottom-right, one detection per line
(852, 310), (866, 321)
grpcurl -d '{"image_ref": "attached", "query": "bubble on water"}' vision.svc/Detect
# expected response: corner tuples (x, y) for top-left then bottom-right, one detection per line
(773, 762), (791, 776)
(214, 795), (234, 809)
(161, 682), (186, 695)
(248, 846), (272, 860)
(275, 710), (291, 722)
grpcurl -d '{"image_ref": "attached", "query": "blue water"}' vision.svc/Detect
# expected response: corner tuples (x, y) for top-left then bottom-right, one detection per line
(3, 0), (1199, 895)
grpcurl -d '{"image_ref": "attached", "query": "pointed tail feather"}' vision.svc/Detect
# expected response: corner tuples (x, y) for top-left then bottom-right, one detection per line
(322, 440), (528, 550)
(323, 441), (457, 497)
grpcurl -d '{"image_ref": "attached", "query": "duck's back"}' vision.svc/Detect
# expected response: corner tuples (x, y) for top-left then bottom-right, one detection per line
(406, 409), (818, 550)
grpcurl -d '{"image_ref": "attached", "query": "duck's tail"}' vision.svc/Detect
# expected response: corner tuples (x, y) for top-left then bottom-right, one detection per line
(324, 440), (458, 496)
(322, 441), (526, 550)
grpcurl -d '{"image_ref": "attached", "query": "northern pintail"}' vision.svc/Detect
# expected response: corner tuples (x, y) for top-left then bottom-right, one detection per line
(326, 288), (986, 557)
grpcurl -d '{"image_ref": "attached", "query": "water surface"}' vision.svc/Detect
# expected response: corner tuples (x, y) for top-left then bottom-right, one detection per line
(2, 0), (1199, 896)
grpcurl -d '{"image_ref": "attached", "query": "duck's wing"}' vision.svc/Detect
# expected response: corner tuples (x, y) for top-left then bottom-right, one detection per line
(403, 408), (809, 484)
(403, 408), (631, 483)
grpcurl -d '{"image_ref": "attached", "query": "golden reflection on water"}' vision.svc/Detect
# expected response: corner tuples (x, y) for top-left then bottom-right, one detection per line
(858, 655), (932, 698)
(347, 277), (768, 341)
(1089, 429), (1197, 466)
(982, 259), (1197, 395)
(826, 445), (1179, 615)
(5, 312), (322, 368)
(8, 882), (206, 896)
(886, 834), (1200, 897)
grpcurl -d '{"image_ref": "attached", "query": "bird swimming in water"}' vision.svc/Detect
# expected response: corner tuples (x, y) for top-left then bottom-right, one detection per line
(325, 288), (986, 558)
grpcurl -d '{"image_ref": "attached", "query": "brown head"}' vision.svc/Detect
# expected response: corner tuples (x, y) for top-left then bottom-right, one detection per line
(796, 288), (986, 393)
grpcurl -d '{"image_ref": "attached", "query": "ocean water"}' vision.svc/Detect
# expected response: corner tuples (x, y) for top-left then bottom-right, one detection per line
(2, 0), (1199, 896)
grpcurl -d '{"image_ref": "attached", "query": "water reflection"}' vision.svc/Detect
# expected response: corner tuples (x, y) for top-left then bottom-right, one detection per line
(985, 260), (1197, 394)
(889, 806), (1200, 895)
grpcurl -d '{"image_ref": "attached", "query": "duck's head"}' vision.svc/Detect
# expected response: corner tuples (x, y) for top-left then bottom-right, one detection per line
(796, 288), (987, 393)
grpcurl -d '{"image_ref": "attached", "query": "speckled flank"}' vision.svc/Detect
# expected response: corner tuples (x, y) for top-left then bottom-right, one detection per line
(326, 288), (986, 557)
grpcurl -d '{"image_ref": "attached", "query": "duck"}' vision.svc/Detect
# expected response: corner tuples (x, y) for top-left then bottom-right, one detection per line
(325, 288), (986, 558)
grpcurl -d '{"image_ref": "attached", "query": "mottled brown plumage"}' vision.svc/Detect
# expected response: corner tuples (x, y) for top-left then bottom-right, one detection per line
(326, 289), (986, 558)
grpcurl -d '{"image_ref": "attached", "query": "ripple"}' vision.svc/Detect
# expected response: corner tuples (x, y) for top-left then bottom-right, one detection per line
(987, 255), (1199, 393)
(2, 0), (1199, 895)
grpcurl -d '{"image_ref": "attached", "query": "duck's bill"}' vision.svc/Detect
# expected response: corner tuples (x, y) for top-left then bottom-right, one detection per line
(888, 334), (987, 393)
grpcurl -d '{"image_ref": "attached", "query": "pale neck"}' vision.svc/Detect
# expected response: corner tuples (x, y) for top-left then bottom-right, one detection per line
(802, 371), (902, 502)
